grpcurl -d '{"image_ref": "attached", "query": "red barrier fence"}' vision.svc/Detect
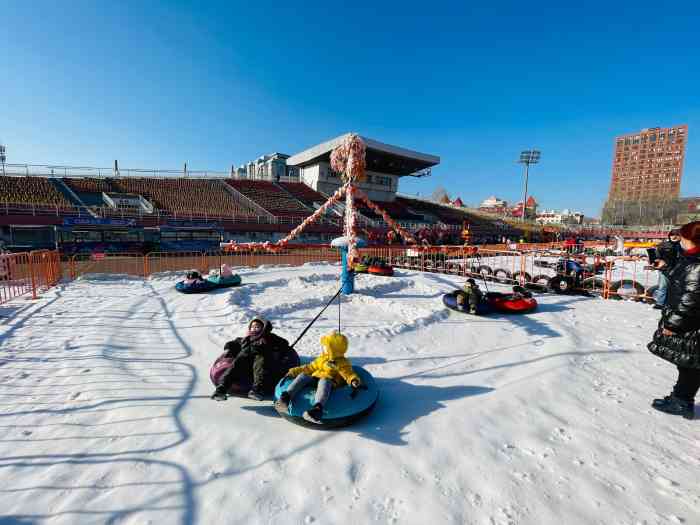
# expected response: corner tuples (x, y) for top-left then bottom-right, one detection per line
(0, 250), (62, 304)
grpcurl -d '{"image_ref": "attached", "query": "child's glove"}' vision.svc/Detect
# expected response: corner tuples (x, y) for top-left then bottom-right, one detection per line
(350, 380), (367, 399)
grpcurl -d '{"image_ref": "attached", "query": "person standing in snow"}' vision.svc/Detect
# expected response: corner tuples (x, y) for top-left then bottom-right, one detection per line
(211, 317), (292, 401)
(651, 229), (682, 309)
(647, 221), (700, 420)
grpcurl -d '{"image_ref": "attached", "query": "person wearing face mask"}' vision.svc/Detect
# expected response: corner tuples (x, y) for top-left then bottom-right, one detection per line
(647, 221), (700, 420)
(651, 229), (682, 308)
(211, 317), (292, 401)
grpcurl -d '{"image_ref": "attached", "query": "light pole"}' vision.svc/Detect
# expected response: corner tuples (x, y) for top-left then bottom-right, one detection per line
(517, 149), (540, 222)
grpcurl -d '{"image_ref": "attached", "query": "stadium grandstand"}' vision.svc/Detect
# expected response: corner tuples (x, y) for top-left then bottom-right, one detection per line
(0, 134), (534, 254)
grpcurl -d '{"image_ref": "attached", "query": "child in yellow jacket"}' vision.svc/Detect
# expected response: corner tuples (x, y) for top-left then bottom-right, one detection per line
(275, 330), (362, 424)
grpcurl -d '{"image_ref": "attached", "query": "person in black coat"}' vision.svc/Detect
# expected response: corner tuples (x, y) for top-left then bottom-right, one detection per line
(651, 229), (682, 308)
(647, 221), (700, 420)
(211, 317), (293, 401)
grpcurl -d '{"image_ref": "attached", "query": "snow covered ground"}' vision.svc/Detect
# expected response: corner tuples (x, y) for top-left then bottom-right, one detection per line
(0, 262), (697, 525)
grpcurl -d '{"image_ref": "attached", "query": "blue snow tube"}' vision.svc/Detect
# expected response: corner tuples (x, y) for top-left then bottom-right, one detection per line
(175, 274), (242, 294)
(442, 291), (492, 315)
(273, 366), (379, 429)
(206, 274), (242, 288)
(175, 280), (219, 294)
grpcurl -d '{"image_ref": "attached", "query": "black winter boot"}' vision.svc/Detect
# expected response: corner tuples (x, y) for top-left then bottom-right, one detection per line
(303, 403), (324, 425)
(247, 387), (265, 401)
(211, 385), (228, 401)
(651, 395), (695, 420)
(274, 391), (291, 413)
(652, 394), (673, 408)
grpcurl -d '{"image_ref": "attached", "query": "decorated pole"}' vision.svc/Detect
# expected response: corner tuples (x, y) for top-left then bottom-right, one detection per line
(331, 134), (367, 269)
(329, 134), (368, 294)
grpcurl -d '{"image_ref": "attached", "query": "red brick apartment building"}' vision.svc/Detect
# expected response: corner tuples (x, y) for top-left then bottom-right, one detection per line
(607, 125), (687, 202)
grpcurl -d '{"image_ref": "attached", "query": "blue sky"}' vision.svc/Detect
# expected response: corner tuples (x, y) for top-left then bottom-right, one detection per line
(2, 1), (699, 216)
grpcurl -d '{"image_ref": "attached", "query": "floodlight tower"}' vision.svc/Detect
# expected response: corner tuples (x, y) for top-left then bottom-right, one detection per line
(517, 149), (540, 222)
(0, 143), (5, 175)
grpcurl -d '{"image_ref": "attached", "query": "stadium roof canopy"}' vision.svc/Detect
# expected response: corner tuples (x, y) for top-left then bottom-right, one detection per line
(286, 133), (440, 176)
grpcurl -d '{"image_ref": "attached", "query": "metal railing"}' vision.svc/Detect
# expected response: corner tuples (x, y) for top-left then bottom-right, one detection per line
(1, 163), (304, 183)
(65, 246), (342, 280)
(0, 250), (62, 304)
(0, 243), (656, 305)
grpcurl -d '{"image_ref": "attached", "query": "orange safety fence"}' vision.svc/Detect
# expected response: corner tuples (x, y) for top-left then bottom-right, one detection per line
(357, 245), (659, 301)
(4, 244), (659, 304)
(0, 250), (62, 304)
(66, 247), (342, 280)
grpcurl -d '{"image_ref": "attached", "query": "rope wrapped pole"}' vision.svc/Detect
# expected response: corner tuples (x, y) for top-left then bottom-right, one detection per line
(331, 134), (367, 268)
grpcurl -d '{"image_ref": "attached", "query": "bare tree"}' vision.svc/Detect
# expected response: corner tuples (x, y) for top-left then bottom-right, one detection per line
(431, 186), (450, 204)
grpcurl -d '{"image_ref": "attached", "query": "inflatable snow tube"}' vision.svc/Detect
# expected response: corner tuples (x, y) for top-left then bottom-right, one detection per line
(548, 274), (575, 294)
(176, 274), (242, 294)
(442, 291), (492, 315)
(354, 263), (369, 273)
(492, 268), (513, 284)
(513, 271), (532, 286)
(273, 366), (379, 429)
(485, 292), (537, 314)
(608, 279), (645, 301)
(175, 280), (219, 294)
(644, 285), (659, 304)
(368, 265), (394, 277)
(443, 291), (537, 315)
(526, 274), (551, 291)
(447, 262), (462, 274)
(206, 274), (242, 288)
(476, 265), (493, 280)
(209, 348), (300, 397)
(582, 276), (604, 292)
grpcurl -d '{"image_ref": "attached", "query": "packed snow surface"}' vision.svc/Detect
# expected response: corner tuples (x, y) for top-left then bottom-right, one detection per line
(0, 263), (698, 525)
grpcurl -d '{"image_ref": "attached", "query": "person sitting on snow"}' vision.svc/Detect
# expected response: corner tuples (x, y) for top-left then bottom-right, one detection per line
(220, 263), (234, 278)
(456, 278), (483, 314)
(274, 330), (362, 425)
(209, 263), (234, 279)
(510, 285), (533, 300)
(211, 317), (291, 401)
(183, 270), (205, 286)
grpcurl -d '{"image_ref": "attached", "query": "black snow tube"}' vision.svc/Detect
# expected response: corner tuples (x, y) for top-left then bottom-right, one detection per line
(526, 274), (551, 291)
(492, 268), (513, 284)
(442, 291), (491, 315)
(644, 285), (659, 304)
(476, 265), (493, 279)
(513, 271), (532, 285)
(582, 276), (604, 292)
(447, 262), (462, 274)
(608, 279), (645, 300)
(548, 275), (575, 294)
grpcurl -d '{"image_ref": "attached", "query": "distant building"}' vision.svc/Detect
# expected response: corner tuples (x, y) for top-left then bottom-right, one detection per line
(286, 133), (439, 202)
(536, 209), (584, 225)
(478, 196), (508, 214)
(235, 153), (300, 181)
(607, 125), (687, 203)
(511, 196), (538, 219)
